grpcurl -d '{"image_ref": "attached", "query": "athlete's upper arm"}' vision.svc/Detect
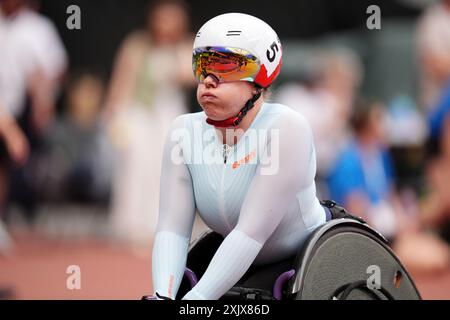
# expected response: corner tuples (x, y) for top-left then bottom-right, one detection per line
(156, 115), (196, 238)
(236, 113), (316, 243)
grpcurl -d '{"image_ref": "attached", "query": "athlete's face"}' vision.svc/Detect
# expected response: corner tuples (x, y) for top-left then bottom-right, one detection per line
(197, 75), (257, 121)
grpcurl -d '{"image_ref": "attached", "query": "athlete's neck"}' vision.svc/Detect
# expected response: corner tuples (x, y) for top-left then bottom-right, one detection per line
(216, 98), (264, 146)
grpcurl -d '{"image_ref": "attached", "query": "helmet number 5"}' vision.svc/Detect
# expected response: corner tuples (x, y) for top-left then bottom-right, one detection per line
(266, 42), (279, 63)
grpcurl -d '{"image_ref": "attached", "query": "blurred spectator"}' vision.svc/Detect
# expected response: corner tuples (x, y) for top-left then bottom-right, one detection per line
(0, 101), (28, 253)
(394, 91), (450, 273)
(41, 73), (112, 204)
(385, 95), (428, 147)
(0, 0), (66, 245)
(0, 102), (29, 197)
(417, 0), (450, 110)
(428, 81), (450, 144)
(276, 48), (363, 196)
(326, 99), (410, 240)
(421, 82), (450, 244)
(104, 0), (194, 245)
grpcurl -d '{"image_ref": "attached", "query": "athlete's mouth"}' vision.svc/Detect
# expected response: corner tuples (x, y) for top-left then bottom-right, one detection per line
(201, 92), (217, 99)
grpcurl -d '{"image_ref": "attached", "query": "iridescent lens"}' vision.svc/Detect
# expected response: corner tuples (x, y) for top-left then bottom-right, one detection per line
(193, 47), (260, 83)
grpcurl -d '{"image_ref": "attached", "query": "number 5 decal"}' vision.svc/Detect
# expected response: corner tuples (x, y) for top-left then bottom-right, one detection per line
(266, 42), (279, 63)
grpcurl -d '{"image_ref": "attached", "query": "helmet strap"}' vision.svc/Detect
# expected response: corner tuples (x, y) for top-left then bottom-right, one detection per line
(206, 87), (263, 128)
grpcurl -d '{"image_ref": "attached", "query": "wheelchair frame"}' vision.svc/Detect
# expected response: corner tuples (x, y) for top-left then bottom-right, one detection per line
(163, 218), (421, 300)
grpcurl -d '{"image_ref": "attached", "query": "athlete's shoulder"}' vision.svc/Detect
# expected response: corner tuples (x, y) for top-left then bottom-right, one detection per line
(170, 112), (205, 129)
(263, 102), (306, 119)
(263, 102), (311, 131)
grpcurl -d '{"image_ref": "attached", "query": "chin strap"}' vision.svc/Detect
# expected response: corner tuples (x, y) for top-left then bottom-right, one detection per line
(206, 88), (263, 128)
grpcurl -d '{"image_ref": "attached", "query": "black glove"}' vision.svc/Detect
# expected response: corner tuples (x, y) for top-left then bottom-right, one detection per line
(320, 200), (366, 224)
(141, 292), (172, 300)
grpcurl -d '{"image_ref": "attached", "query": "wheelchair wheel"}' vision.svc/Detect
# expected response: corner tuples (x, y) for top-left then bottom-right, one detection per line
(288, 219), (421, 300)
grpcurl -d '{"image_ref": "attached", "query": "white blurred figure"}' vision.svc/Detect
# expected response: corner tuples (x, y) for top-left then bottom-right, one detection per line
(104, 0), (194, 247)
(0, 0), (67, 127)
(0, 0), (67, 253)
(417, 0), (450, 110)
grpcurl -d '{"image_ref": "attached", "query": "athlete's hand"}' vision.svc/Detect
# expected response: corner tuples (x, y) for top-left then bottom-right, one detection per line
(141, 295), (163, 300)
(141, 293), (172, 300)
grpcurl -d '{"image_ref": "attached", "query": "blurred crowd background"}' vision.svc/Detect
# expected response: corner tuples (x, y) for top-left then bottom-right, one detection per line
(1, 0), (450, 299)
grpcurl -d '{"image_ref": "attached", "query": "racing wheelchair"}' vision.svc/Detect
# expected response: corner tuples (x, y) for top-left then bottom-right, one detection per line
(149, 201), (421, 300)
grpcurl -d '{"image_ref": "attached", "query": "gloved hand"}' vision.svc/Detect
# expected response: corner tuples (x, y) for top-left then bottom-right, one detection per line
(141, 292), (172, 300)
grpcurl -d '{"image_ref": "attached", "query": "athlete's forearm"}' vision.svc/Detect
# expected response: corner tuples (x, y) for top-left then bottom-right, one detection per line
(152, 231), (190, 299)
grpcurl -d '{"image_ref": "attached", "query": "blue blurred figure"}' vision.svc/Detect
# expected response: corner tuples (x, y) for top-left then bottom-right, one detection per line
(327, 99), (406, 240)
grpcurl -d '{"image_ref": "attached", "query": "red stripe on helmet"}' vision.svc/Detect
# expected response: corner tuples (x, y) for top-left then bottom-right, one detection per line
(254, 59), (282, 88)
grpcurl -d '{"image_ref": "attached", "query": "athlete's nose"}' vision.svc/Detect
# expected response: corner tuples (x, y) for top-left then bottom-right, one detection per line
(203, 73), (219, 89)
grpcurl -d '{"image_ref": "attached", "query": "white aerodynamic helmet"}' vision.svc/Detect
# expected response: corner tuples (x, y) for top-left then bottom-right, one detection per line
(192, 13), (283, 88)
